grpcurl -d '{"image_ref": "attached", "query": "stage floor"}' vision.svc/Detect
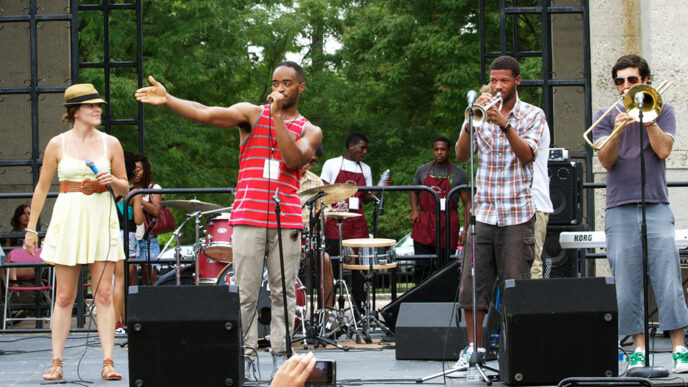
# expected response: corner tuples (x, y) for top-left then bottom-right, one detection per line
(2, 331), (688, 386)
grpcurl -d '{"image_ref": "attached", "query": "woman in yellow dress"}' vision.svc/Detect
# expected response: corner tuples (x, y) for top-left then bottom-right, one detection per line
(24, 84), (128, 381)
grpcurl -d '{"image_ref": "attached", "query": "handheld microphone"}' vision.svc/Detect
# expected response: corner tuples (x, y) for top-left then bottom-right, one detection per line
(85, 158), (99, 175)
(467, 90), (478, 108)
(85, 158), (114, 196)
(143, 217), (157, 240)
(635, 91), (645, 108)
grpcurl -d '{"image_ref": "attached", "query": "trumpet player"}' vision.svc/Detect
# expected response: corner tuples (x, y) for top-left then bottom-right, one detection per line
(453, 55), (547, 371)
(592, 54), (688, 372)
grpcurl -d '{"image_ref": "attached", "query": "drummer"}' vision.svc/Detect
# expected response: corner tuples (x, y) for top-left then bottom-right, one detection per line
(320, 133), (390, 313)
(298, 144), (335, 307)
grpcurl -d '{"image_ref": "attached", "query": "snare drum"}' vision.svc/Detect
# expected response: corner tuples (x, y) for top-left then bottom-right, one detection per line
(204, 213), (233, 262)
(341, 238), (397, 269)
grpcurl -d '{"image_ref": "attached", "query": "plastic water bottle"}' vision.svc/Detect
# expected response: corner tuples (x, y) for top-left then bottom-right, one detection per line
(618, 351), (625, 375)
(378, 169), (390, 186)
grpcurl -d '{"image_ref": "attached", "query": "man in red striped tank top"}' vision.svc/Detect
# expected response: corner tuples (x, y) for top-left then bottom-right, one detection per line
(136, 62), (322, 380)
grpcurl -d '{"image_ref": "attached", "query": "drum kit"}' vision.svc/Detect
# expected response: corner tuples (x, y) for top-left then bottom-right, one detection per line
(153, 182), (397, 347)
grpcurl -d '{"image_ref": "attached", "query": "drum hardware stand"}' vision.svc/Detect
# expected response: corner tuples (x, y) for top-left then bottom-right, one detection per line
(326, 218), (364, 343)
(358, 262), (394, 343)
(292, 193), (348, 351)
(419, 92), (498, 384)
(272, 189), (293, 357)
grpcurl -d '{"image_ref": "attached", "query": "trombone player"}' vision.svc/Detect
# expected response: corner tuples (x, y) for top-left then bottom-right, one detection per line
(592, 54), (688, 372)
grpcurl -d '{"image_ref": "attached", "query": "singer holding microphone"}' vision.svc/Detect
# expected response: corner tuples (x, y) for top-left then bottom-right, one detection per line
(453, 56), (546, 371)
(24, 84), (128, 380)
(135, 61), (322, 380)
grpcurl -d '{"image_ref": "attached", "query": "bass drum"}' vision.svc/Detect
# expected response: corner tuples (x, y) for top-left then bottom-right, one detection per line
(216, 265), (305, 341)
(154, 265), (196, 286)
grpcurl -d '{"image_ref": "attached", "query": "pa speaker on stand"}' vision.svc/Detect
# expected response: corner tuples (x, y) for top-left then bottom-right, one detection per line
(542, 223), (586, 278)
(548, 160), (583, 225)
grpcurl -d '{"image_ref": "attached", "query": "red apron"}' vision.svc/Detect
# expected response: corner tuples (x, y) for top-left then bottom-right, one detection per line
(325, 159), (369, 239)
(411, 163), (460, 249)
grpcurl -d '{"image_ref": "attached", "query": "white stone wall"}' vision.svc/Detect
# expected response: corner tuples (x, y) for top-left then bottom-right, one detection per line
(590, 0), (688, 275)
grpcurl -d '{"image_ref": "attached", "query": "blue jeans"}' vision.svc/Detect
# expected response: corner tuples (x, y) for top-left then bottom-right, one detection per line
(606, 203), (688, 335)
(137, 237), (160, 262)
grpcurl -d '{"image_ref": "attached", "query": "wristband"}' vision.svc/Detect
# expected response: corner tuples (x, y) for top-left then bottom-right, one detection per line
(25, 228), (38, 235)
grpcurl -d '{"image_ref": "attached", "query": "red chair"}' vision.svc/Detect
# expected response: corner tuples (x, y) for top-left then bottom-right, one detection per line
(2, 248), (54, 329)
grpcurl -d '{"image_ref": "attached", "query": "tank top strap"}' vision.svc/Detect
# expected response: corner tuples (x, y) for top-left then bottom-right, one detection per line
(61, 133), (66, 154)
(101, 132), (108, 156)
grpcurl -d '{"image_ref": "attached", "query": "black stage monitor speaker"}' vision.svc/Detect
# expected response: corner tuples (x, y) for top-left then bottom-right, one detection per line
(395, 302), (467, 360)
(548, 160), (583, 225)
(542, 224), (586, 278)
(380, 259), (460, 332)
(499, 277), (618, 385)
(127, 285), (243, 387)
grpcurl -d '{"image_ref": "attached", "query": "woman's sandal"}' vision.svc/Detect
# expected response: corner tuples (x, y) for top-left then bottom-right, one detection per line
(101, 358), (122, 381)
(42, 358), (63, 380)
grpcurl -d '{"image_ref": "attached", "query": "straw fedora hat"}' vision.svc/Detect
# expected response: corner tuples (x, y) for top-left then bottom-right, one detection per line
(63, 84), (107, 106)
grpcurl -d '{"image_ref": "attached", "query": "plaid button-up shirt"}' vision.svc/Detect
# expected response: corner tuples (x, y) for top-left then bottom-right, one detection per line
(465, 96), (547, 226)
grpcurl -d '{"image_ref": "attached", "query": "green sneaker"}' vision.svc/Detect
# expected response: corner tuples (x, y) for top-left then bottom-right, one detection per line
(628, 351), (646, 369)
(672, 350), (688, 373)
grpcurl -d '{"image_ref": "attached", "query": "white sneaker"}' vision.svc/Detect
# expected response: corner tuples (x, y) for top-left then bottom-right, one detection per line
(673, 345), (688, 373)
(453, 344), (473, 370)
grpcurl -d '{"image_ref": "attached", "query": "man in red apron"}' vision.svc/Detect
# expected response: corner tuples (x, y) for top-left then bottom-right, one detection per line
(320, 133), (385, 312)
(409, 136), (470, 283)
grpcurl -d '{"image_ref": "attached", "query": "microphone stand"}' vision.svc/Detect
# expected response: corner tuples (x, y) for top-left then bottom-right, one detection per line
(625, 96), (668, 378)
(272, 190), (292, 358)
(419, 96), (497, 384)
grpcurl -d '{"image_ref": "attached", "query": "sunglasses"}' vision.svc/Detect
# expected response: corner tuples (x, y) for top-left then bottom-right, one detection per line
(613, 76), (640, 86)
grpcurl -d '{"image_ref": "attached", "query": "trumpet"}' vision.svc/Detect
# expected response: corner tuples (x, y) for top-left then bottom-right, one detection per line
(583, 80), (672, 151)
(465, 92), (502, 127)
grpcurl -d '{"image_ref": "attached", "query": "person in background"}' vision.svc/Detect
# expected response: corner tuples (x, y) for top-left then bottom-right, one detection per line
(132, 153), (163, 285)
(1, 204), (35, 285)
(113, 150), (143, 335)
(298, 144), (334, 308)
(409, 136), (470, 283)
(529, 125), (553, 279)
(320, 133), (389, 313)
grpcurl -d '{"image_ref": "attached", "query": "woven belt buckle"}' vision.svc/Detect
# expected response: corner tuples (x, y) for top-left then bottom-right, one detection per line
(79, 179), (96, 195)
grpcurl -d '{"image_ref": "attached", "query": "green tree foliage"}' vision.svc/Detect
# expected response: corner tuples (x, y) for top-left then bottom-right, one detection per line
(77, 0), (544, 244)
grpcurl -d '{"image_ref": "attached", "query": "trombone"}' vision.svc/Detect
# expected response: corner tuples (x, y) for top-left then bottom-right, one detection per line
(583, 80), (672, 151)
(465, 92), (502, 127)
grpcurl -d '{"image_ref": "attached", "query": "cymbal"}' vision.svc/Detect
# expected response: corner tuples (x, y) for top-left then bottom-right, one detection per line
(323, 210), (362, 220)
(160, 199), (224, 213)
(299, 183), (358, 206)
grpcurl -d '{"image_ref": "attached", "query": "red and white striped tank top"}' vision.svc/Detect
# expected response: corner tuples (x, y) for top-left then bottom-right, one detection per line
(229, 105), (308, 229)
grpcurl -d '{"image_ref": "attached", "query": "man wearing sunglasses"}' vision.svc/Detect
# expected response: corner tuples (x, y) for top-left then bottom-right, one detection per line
(593, 54), (688, 372)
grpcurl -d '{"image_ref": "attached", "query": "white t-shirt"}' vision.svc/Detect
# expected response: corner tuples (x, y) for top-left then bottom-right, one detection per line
(136, 183), (162, 240)
(532, 128), (553, 213)
(320, 156), (373, 186)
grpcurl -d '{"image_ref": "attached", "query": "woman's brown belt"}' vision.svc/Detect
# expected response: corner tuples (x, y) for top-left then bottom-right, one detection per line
(59, 179), (108, 195)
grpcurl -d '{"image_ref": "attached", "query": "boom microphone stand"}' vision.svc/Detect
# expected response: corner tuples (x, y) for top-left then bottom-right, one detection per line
(625, 92), (668, 378)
